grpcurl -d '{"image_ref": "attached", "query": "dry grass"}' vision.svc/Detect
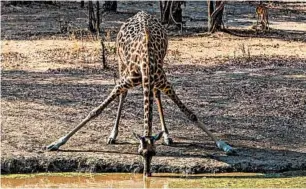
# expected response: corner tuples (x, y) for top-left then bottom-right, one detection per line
(1, 38), (114, 71)
(2, 32), (305, 72)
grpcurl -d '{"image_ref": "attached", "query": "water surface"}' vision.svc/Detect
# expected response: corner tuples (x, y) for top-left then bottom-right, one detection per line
(2, 172), (306, 188)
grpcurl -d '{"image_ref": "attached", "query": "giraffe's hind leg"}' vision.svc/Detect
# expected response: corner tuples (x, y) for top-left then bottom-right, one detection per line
(107, 91), (128, 144)
(46, 77), (136, 151)
(154, 89), (173, 145)
(156, 78), (236, 155)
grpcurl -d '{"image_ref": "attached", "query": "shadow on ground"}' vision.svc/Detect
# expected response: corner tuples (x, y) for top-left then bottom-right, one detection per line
(223, 28), (306, 43)
(1, 55), (306, 174)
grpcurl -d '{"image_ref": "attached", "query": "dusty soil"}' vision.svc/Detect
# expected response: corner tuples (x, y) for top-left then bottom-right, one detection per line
(1, 2), (306, 174)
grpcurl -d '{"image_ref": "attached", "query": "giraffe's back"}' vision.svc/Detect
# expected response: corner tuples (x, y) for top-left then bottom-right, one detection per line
(116, 11), (168, 75)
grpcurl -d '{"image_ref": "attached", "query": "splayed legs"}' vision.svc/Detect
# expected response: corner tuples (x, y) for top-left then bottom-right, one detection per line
(156, 78), (236, 155)
(154, 89), (173, 145)
(107, 91), (128, 144)
(46, 78), (135, 151)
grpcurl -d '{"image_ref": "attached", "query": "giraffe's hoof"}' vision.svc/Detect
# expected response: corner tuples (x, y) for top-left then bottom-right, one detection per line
(107, 138), (116, 144)
(216, 140), (238, 156)
(45, 143), (60, 151)
(45, 137), (67, 151)
(163, 138), (173, 146)
(226, 148), (238, 156)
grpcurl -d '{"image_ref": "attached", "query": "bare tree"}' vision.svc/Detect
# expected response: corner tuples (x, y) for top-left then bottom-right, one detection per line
(88, 0), (101, 34)
(96, 1), (100, 35)
(88, 1), (96, 33)
(160, 1), (185, 27)
(207, 1), (225, 33)
(88, 1), (107, 68)
(97, 1), (107, 69)
(207, 1), (214, 31)
(80, 0), (84, 8)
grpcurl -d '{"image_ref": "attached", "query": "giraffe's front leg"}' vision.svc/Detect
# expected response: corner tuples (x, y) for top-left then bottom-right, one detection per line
(156, 79), (237, 155)
(46, 78), (134, 151)
(154, 89), (173, 145)
(107, 91), (128, 144)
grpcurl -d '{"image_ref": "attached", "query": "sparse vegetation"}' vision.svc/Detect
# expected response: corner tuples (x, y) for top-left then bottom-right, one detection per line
(1, 2), (306, 185)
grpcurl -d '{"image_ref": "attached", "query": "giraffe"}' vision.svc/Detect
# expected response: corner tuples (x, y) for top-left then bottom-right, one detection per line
(256, 3), (269, 30)
(46, 11), (235, 177)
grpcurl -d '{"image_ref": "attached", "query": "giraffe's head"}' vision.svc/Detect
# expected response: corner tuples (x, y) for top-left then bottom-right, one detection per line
(133, 131), (163, 177)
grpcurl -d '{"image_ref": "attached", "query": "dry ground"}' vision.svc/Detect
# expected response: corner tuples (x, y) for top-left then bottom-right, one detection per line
(1, 2), (306, 174)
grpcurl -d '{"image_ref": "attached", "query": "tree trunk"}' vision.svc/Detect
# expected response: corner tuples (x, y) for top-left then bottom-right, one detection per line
(207, 1), (214, 31)
(104, 1), (117, 12)
(88, 1), (102, 36)
(214, 1), (224, 31)
(96, 1), (100, 35)
(207, 1), (225, 33)
(172, 2), (183, 23)
(160, 1), (183, 26)
(159, 1), (163, 21)
(161, 1), (170, 24)
(88, 1), (96, 33)
(80, 0), (84, 8)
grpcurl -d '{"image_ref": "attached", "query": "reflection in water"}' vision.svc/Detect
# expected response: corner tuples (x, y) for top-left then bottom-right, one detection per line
(144, 177), (150, 189)
(143, 176), (170, 189)
(2, 173), (170, 188)
(1, 172), (306, 188)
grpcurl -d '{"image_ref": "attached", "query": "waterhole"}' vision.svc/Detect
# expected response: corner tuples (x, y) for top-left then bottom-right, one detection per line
(2, 172), (306, 188)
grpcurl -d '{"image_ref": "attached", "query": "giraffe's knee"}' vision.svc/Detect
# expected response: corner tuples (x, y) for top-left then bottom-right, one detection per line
(189, 113), (198, 122)
(181, 108), (198, 122)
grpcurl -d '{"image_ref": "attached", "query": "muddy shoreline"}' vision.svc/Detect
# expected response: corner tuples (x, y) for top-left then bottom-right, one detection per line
(2, 145), (306, 174)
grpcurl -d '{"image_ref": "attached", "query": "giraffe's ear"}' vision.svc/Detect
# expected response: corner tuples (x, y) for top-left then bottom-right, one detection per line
(153, 131), (164, 141)
(133, 132), (142, 141)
